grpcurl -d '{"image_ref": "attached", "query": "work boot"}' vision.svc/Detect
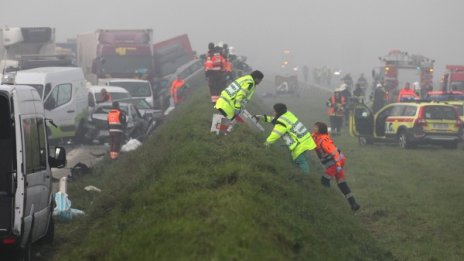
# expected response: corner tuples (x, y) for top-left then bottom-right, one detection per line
(348, 197), (360, 212)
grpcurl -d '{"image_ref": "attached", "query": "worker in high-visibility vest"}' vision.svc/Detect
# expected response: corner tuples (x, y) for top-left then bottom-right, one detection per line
(257, 103), (316, 174)
(327, 86), (346, 135)
(312, 121), (360, 211)
(215, 70), (264, 120)
(107, 102), (126, 160)
(170, 75), (189, 105)
(397, 82), (419, 102)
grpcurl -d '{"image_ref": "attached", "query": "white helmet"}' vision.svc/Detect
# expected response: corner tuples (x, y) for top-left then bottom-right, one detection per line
(228, 46), (237, 55)
(335, 84), (347, 92)
(217, 41), (225, 48)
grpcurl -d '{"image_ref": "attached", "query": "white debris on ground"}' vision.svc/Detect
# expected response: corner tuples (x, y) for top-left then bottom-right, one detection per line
(84, 185), (102, 193)
(121, 138), (143, 152)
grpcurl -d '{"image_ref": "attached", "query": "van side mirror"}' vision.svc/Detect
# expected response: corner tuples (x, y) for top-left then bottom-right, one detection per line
(49, 146), (67, 168)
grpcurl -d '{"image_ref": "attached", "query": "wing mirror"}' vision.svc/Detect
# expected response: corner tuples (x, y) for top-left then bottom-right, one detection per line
(49, 146), (67, 168)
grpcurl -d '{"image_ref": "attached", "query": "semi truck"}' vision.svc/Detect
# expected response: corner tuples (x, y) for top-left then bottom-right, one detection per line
(152, 34), (194, 79)
(441, 65), (464, 92)
(0, 27), (56, 72)
(375, 50), (434, 101)
(77, 29), (154, 83)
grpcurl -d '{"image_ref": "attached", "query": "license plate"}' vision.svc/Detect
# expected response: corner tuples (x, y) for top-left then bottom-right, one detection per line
(433, 123), (448, 129)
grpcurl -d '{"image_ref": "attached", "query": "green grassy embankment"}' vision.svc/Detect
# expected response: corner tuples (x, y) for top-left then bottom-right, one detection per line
(259, 83), (464, 261)
(47, 86), (392, 260)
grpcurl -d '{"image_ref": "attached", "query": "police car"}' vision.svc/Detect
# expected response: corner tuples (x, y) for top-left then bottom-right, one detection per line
(349, 101), (463, 149)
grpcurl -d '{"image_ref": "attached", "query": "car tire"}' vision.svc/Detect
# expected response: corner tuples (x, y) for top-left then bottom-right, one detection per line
(398, 130), (413, 149)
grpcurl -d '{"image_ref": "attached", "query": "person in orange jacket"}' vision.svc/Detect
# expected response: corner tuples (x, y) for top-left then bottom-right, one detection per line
(170, 75), (189, 105)
(327, 88), (346, 135)
(397, 82), (419, 102)
(312, 122), (360, 211)
(107, 102), (126, 160)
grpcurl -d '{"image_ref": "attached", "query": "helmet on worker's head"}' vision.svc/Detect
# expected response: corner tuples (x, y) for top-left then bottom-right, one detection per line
(229, 46), (236, 55)
(217, 41), (225, 48)
(335, 84), (347, 92)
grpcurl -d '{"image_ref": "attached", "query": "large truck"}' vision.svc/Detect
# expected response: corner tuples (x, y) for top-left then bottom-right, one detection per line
(441, 65), (464, 92)
(151, 34), (195, 109)
(0, 27), (56, 72)
(77, 29), (154, 83)
(152, 34), (194, 79)
(375, 50), (434, 100)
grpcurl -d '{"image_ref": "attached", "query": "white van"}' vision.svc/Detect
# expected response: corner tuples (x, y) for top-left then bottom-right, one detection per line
(98, 78), (154, 107)
(87, 85), (131, 109)
(13, 67), (89, 141)
(0, 84), (66, 259)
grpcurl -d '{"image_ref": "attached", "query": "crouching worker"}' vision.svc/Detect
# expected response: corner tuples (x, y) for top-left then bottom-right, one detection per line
(214, 70), (264, 121)
(258, 103), (316, 174)
(107, 102), (126, 160)
(312, 122), (360, 211)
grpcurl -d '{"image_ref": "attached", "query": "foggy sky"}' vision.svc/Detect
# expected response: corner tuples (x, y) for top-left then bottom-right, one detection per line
(2, 0), (464, 80)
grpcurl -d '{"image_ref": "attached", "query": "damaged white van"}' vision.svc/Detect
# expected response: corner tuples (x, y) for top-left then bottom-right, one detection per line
(0, 84), (66, 259)
(13, 67), (89, 142)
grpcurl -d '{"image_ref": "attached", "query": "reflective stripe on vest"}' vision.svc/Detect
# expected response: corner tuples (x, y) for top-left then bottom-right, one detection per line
(108, 109), (123, 131)
(316, 137), (343, 167)
(276, 112), (310, 151)
(221, 75), (255, 107)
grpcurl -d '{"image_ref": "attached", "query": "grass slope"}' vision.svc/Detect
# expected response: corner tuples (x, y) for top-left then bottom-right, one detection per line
(49, 86), (391, 261)
(259, 83), (464, 261)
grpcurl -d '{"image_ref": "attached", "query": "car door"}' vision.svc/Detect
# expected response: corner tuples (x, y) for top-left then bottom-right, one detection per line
(0, 93), (15, 238)
(349, 102), (374, 137)
(21, 116), (50, 241)
(43, 83), (75, 139)
(130, 105), (146, 138)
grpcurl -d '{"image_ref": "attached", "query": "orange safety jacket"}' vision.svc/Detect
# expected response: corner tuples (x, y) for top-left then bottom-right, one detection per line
(170, 79), (186, 104)
(209, 53), (225, 71)
(204, 58), (213, 72)
(312, 133), (344, 168)
(328, 95), (345, 116)
(397, 88), (419, 102)
(108, 109), (125, 132)
(224, 60), (232, 72)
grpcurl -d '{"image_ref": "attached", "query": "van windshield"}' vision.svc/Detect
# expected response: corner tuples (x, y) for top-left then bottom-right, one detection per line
(109, 82), (152, 97)
(29, 84), (44, 98)
(95, 92), (131, 102)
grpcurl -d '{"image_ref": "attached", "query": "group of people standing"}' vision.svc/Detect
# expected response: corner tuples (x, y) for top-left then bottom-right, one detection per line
(214, 70), (360, 212)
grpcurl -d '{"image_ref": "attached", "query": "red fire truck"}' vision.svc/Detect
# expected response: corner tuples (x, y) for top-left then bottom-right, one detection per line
(441, 65), (464, 92)
(377, 50), (434, 101)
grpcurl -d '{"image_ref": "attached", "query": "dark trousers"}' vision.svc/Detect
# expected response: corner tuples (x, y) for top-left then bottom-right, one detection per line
(208, 71), (227, 97)
(330, 116), (343, 134)
(109, 131), (123, 153)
